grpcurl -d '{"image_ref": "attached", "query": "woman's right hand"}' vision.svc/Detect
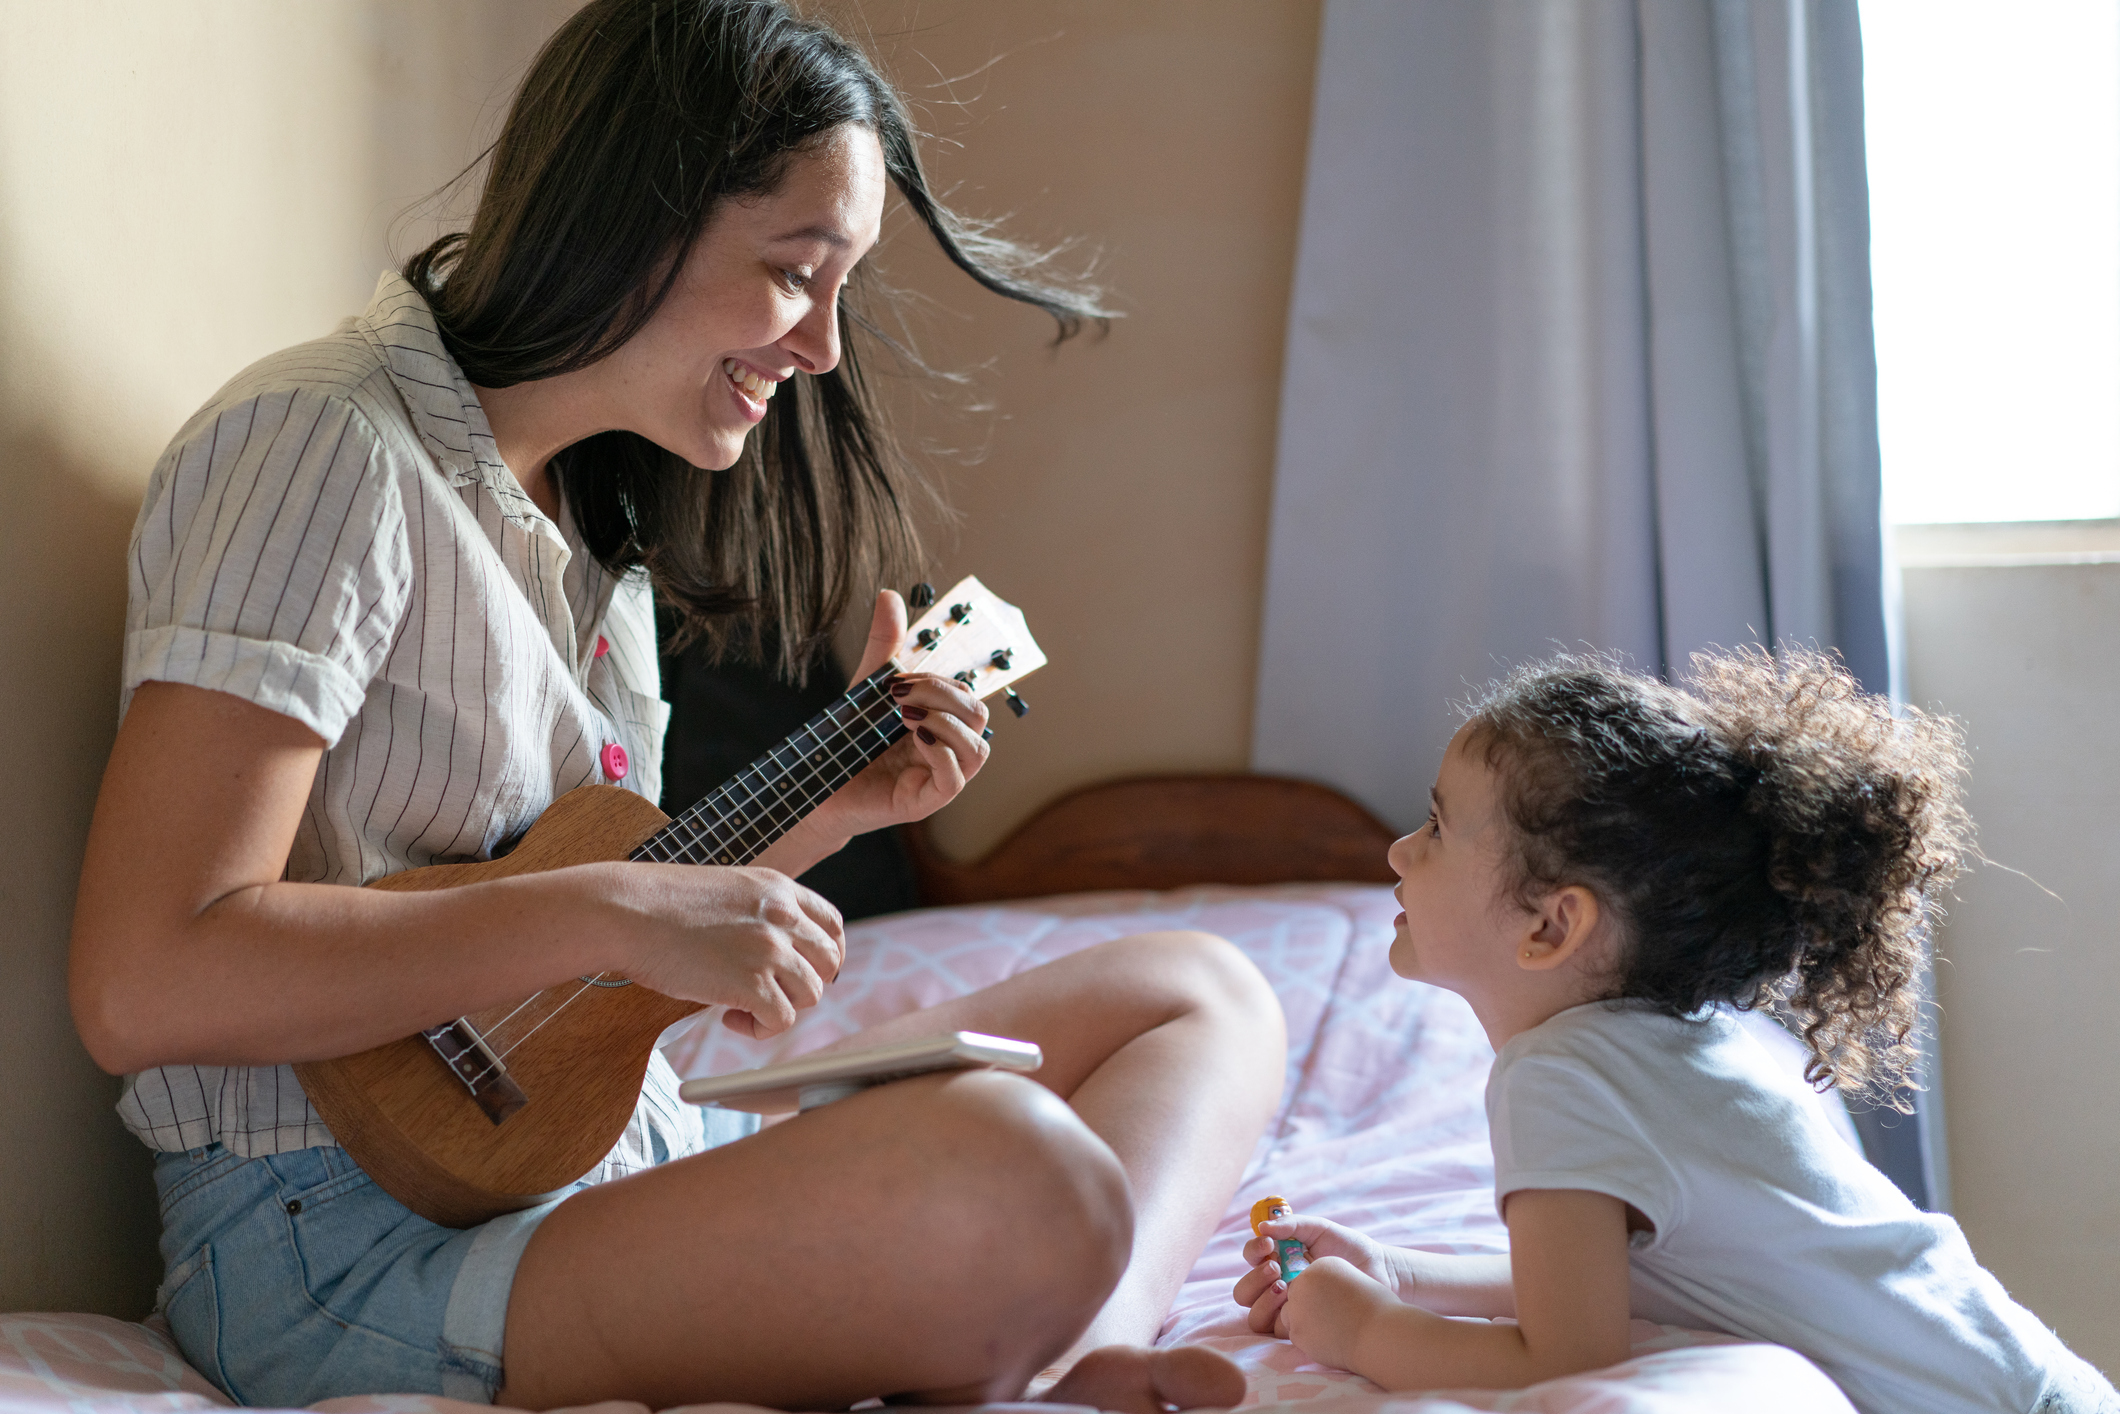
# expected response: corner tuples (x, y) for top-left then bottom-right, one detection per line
(1234, 1215), (1401, 1336)
(601, 861), (845, 1039)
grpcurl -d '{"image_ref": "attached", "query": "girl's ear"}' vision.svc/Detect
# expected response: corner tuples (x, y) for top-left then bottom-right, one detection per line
(1517, 885), (1602, 971)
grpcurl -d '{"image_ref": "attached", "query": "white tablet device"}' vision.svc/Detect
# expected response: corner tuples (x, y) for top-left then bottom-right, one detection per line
(676, 1030), (1044, 1114)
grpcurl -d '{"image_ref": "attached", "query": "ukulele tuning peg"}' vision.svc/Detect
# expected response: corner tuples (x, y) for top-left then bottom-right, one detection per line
(989, 648), (1014, 671)
(917, 628), (942, 649)
(949, 602), (973, 624)
(953, 670), (976, 686)
(908, 582), (936, 609)
(1005, 686), (1030, 718)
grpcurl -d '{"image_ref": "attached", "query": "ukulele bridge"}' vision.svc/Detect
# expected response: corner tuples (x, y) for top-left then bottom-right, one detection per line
(421, 1019), (530, 1125)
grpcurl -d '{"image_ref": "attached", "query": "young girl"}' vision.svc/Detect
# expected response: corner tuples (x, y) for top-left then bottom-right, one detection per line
(1235, 649), (2116, 1414)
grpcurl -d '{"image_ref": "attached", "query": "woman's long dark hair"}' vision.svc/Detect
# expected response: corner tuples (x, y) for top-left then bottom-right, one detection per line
(405, 0), (1109, 674)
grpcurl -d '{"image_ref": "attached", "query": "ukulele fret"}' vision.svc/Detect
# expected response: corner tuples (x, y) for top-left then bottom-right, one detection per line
(631, 666), (908, 869)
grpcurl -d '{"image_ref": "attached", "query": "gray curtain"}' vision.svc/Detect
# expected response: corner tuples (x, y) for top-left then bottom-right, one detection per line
(1252, 0), (1939, 1208)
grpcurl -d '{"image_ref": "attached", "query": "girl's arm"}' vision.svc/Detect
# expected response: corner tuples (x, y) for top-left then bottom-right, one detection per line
(1395, 1250), (1517, 1318)
(1237, 1217), (1516, 1328)
(1280, 1189), (1634, 1391)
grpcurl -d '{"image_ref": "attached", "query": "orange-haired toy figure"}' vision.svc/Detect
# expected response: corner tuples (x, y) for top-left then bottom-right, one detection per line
(1248, 1195), (1310, 1280)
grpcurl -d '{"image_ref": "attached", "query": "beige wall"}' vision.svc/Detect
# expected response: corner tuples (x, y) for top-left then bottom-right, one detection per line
(1900, 554), (2120, 1377)
(0, 0), (579, 1316)
(0, 2), (1318, 1312)
(854, 1), (1322, 858)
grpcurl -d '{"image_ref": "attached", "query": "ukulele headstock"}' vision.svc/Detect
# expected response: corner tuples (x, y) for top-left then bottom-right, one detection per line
(898, 576), (1046, 705)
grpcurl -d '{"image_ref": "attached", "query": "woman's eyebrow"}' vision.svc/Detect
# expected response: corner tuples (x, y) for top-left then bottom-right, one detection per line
(769, 224), (850, 248)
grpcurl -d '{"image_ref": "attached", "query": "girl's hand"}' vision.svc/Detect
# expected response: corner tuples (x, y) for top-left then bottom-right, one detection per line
(606, 861), (845, 1039)
(811, 590), (991, 838)
(1234, 1214), (1399, 1335)
(1281, 1257), (1396, 1372)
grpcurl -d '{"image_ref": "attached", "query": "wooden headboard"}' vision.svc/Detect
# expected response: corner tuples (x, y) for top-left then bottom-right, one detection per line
(905, 774), (1400, 906)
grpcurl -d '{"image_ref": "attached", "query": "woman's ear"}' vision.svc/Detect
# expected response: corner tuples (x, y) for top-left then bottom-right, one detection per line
(1517, 885), (1602, 972)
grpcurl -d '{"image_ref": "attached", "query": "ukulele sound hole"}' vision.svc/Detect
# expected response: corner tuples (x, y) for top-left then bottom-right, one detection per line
(579, 975), (633, 988)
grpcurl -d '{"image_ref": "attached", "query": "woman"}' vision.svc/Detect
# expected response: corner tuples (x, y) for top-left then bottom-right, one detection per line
(68, 2), (1284, 1408)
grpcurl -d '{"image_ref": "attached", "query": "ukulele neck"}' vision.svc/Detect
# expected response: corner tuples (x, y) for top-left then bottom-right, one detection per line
(630, 664), (906, 867)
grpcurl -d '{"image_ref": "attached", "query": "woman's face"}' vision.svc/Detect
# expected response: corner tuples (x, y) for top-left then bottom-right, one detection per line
(602, 123), (886, 471)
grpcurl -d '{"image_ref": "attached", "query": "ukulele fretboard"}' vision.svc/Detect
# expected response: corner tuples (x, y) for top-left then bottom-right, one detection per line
(629, 665), (908, 867)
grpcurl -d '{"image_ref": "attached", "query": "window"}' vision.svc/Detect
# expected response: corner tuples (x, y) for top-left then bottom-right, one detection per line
(1862, 0), (2120, 525)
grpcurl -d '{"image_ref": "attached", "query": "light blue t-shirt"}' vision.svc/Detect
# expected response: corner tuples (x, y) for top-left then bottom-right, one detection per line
(1487, 1002), (2115, 1414)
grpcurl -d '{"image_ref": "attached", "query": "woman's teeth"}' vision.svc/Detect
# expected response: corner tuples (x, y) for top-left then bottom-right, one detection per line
(723, 359), (778, 402)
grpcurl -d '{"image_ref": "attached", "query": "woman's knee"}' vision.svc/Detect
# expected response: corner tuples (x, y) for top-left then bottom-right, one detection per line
(1118, 930), (1287, 1044)
(884, 1070), (1132, 1319)
(937, 1069), (1132, 1246)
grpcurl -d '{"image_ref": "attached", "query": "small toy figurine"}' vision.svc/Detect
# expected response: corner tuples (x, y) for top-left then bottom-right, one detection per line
(1248, 1194), (1310, 1281)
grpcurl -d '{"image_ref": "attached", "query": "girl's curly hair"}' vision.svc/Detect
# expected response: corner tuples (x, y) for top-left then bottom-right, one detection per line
(1462, 647), (1972, 1106)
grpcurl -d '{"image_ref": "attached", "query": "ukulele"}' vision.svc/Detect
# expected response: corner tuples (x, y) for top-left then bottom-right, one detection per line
(292, 577), (1045, 1228)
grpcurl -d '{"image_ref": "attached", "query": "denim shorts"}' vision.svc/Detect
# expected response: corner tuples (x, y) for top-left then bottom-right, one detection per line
(153, 1111), (757, 1405)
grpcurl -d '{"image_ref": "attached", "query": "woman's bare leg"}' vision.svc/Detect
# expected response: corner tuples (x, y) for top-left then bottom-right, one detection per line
(831, 931), (1288, 1362)
(498, 1069), (1131, 1410)
(497, 930), (1284, 1410)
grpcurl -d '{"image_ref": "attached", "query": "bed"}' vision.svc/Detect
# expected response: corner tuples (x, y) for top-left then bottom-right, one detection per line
(0, 776), (1858, 1414)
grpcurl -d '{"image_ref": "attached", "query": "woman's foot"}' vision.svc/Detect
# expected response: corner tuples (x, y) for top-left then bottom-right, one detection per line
(1037, 1345), (1247, 1413)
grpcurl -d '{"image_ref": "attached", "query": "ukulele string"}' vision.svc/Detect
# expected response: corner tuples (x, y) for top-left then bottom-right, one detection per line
(657, 624), (968, 865)
(453, 675), (912, 1088)
(659, 640), (936, 863)
(712, 691), (905, 858)
(653, 703), (872, 865)
(741, 638), (977, 836)
(659, 684), (907, 866)
(460, 627), (979, 1085)
(437, 618), (990, 1096)
(653, 669), (899, 863)
(653, 666), (915, 866)
(472, 975), (604, 1077)
(444, 975), (605, 1091)
(678, 605), (969, 862)
(449, 695), (886, 1082)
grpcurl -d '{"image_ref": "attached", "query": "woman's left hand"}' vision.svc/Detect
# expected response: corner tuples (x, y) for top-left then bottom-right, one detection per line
(812, 589), (991, 838)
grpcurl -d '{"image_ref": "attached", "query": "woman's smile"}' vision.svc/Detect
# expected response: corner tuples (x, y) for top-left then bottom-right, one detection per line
(721, 357), (784, 423)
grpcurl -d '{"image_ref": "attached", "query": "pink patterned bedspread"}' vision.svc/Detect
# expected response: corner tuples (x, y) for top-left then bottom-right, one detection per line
(0, 885), (1853, 1414)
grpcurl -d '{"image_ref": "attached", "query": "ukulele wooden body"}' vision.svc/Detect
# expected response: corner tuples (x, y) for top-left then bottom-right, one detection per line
(293, 786), (702, 1229)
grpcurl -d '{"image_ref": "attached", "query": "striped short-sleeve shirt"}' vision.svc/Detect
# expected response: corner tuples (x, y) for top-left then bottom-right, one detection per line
(115, 272), (706, 1183)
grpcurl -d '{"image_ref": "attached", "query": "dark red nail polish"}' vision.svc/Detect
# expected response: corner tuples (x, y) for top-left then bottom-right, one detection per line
(916, 726), (937, 745)
(899, 706), (929, 721)
(890, 680), (913, 698)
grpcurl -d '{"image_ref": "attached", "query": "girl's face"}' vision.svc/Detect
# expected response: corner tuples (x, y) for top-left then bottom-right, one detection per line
(601, 123), (886, 471)
(1386, 727), (1530, 996)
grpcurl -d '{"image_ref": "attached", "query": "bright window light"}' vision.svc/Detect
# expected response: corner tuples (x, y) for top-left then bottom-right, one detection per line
(1862, 0), (2120, 524)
